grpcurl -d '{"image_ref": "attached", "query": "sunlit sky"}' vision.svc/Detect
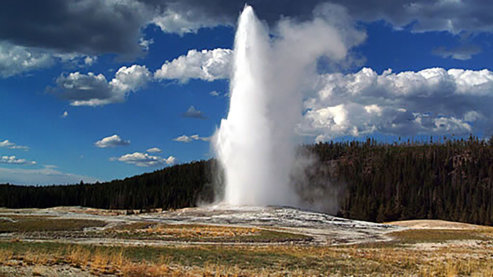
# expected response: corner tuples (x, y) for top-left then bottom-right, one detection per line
(1, 0), (492, 185)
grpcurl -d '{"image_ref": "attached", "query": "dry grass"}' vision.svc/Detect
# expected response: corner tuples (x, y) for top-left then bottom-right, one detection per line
(0, 244), (179, 276)
(1, 240), (493, 276)
(111, 223), (259, 238)
(389, 228), (489, 243)
(0, 215), (106, 232)
(1, 222), (493, 276)
(107, 222), (309, 243)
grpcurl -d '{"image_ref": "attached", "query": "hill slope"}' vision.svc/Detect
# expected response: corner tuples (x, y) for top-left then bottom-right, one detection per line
(1, 138), (492, 225)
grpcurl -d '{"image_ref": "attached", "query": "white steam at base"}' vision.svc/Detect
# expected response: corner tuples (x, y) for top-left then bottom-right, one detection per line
(214, 5), (364, 207)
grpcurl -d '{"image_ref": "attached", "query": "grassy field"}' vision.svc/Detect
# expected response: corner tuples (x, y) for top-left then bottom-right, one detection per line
(104, 222), (311, 243)
(389, 228), (491, 243)
(0, 215), (106, 233)
(0, 215), (310, 243)
(1, 227), (493, 276)
(1, 211), (493, 276)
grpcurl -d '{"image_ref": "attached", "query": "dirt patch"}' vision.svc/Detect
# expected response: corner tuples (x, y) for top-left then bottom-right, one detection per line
(410, 239), (483, 251)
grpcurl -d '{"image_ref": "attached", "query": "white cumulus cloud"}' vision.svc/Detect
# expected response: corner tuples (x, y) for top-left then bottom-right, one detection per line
(152, 8), (225, 35)
(94, 134), (130, 148)
(302, 67), (493, 141)
(154, 48), (232, 82)
(110, 65), (152, 94)
(0, 42), (104, 78)
(51, 64), (151, 106)
(0, 42), (54, 77)
(113, 152), (175, 167)
(0, 155), (36, 165)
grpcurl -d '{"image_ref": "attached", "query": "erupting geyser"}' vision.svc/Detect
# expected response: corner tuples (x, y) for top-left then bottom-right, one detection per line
(214, 6), (297, 206)
(214, 5), (359, 208)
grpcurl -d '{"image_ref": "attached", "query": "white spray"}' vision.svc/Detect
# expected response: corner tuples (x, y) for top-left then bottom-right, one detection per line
(214, 5), (364, 207)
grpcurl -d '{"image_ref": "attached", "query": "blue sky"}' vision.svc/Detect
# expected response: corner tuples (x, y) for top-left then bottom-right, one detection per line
(1, 0), (492, 185)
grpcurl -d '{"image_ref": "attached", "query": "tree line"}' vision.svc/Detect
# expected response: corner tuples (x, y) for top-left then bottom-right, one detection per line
(308, 136), (493, 225)
(1, 137), (492, 225)
(0, 161), (216, 210)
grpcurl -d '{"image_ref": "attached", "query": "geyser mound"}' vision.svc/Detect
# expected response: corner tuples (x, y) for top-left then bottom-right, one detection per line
(214, 5), (363, 209)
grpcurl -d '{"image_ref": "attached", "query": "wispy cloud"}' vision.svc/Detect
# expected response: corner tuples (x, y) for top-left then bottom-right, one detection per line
(173, 134), (210, 143)
(433, 44), (481, 60)
(183, 105), (206, 119)
(0, 165), (98, 185)
(146, 147), (162, 153)
(0, 155), (36, 165)
(0, 139), (29, 151)
(209, 90), (221, 97)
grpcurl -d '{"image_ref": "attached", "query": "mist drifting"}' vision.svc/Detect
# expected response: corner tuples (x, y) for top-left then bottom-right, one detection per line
(214, 5), (365, 208)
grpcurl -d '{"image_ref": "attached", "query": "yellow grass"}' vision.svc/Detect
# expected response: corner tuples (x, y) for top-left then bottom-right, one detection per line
(111, 222), (260, 239)
(1, 226), (493, 276)
(1, 243), (493, 276)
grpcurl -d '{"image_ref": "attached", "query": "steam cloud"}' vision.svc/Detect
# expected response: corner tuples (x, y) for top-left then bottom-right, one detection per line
(213, 5), (364, 208)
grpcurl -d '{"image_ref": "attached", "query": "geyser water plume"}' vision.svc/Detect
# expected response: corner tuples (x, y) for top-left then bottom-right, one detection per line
(214, 6), (295, 206)
(214, 4), (365, 208)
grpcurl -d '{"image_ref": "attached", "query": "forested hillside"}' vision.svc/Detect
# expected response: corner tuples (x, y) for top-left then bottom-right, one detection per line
(309, 137), (493, 225)
(1, 137), (492, 225)
(0, 161), (217, 210)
